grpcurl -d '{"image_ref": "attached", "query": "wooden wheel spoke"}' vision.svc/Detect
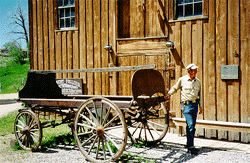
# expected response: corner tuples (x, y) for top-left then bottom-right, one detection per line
(77, 123), (96, 130)
(148, 123), (161, 136)
(30, 122), (38, 130)
(27, 114), (32, 126)
(30, 128), (39, 132)
(78, 131), (93, 136)
(105, 137), (114, 157)
(85, 106), (98, 124)
(30, 131), (39, 139)
(28, 118), (35, 128)
(138, 124), (143, 139)
(74, 97), (127, 162)
(80, 113), (96, 127)
(16, 124), (24, 130)
(103, 114), (119, 128)
(144, 124), (147, 141)
(88, 136), (98, 155)
(104, 133), (120, 150)
(100, 102), (104, 125)
(95, 138), (101, 159)
(102, 107), (111, 126)
(92, 101), (99, 124)
(28, 135), (35, 146)
(131, 122), (142, 136)
(104, 125), (124, 131)
(18, 119), (26, 128)
(101, 138), (106, 160)
(30, 134), (38, 143)
(147, 120), (165, 128)
(146, 123), (155, 140)
(81, 134), (96, 146)
(15, 110), (42, 151)
(16, 133), (25, 141)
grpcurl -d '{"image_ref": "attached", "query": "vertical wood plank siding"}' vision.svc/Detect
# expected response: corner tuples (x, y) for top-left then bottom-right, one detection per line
(29, 0), (249, 142)
(240, 0), (250, 143)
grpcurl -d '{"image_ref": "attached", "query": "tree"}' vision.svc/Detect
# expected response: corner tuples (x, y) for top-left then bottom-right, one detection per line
(7, 4), (29, 50)
(3, 41), (26, 65)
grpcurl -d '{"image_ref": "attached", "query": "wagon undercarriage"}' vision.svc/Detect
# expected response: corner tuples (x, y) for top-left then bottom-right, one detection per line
(15, 68), (169, 162)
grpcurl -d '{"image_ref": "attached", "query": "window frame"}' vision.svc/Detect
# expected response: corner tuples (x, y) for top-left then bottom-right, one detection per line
(54, 0), (78, 31)
(169, 0), (208, 22)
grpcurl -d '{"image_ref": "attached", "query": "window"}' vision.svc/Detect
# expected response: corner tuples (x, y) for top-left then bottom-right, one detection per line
(58, 0), (75, 29)
(176, 0), (203, 18)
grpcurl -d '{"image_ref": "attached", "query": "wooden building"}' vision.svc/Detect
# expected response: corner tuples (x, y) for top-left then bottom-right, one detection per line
(28, 0), (250, 143)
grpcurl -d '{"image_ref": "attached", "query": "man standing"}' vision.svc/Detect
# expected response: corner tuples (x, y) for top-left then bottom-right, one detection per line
(167, 63), (203, 155)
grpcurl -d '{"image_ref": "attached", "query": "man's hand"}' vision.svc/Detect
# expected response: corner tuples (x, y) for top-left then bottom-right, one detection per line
(199, 107), (203, 114)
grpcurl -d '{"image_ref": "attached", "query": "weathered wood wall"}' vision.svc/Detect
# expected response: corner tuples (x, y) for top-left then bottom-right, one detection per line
(29, 0), (249, 142)
(168, 0), (250, 143)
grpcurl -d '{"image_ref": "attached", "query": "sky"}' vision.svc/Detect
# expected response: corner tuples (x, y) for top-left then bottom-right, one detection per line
(0, 0), (28, 49)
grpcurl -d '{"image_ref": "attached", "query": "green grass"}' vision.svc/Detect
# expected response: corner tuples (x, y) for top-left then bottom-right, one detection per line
(0, 58), (30, 94)
(0, 109), (73, 150)
(0, 110), (19, 136)
(40, 122), (73, 150)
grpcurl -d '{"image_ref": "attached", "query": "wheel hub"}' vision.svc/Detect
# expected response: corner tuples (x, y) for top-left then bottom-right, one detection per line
(96, 125), (104, 137)
(20, 126), (30, 135)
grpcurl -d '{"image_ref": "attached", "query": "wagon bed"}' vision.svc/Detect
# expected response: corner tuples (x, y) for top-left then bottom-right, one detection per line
(15, 68), (169, 163)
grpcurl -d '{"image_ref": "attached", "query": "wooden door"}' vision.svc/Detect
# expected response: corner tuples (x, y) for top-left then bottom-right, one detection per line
(118, 0), (168, 39)
(116, 52), (170, 96)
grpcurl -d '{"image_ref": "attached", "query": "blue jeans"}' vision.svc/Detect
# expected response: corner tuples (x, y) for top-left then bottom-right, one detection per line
(183, 102), (199, 149)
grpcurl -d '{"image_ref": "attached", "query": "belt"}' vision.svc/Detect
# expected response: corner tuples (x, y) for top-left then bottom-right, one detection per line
(182, 99), (198, 105)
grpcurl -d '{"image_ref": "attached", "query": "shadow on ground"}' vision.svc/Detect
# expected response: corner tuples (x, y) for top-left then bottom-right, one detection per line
(117, 141), (222, 163)
(36, 134), (222, 163)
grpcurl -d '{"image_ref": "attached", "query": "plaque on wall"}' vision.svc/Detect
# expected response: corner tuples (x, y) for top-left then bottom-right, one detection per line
(221, 65), (239, 80)
(56, 78), (83, 95)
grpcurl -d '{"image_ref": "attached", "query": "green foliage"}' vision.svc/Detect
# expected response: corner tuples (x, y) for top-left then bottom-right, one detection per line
(0, 110), (18, 135)
(119, 153), (156, 163)
(10, 48), (26, 64)
(133, 141), (148, 148)
(40, 122), (73, 150)
(12, 141), (22, 151)
(3, 41), (26, 65)
(0, 59), (29, 94)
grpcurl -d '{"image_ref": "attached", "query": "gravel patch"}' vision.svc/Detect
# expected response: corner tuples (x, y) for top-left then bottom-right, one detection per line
(1, 134), (250, 163)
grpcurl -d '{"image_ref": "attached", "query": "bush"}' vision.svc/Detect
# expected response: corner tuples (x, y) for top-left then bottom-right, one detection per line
(3, 41), (26, 65)
(9, 47), (26, 64)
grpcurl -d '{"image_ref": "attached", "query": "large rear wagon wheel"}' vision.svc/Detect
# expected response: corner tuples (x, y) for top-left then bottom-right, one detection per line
(14, 109), (42, 151)
(74, 97), (128, 163)
(128, 102), (169, 145)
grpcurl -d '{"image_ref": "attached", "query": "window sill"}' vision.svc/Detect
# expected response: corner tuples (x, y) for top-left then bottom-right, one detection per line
(55, 28), (78, 32)
(117, 36), (168, 41)
(169, 15), (208, 23)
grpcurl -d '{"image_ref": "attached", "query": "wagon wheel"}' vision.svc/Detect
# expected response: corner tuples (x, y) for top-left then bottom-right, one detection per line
(74, 97), (128, 163)
(14, 109), (42, 151)
(128, 100), (169, 144)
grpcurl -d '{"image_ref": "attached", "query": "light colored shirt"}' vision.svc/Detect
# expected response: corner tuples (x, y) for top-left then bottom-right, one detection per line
(168, 75), (203, 108)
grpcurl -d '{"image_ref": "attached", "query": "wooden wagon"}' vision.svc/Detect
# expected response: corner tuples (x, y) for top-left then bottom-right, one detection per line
(14, 67), (170, 162)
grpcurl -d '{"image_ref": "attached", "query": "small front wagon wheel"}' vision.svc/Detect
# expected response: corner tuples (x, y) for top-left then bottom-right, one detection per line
(128, 101), (169, 144)
(74, 97), (128, 163)
(14, 110), (42, 151)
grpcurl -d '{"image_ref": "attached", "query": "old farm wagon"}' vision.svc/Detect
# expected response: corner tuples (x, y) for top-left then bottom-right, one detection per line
(15, 68), (170, 162)
(18, 0), (250, 160)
